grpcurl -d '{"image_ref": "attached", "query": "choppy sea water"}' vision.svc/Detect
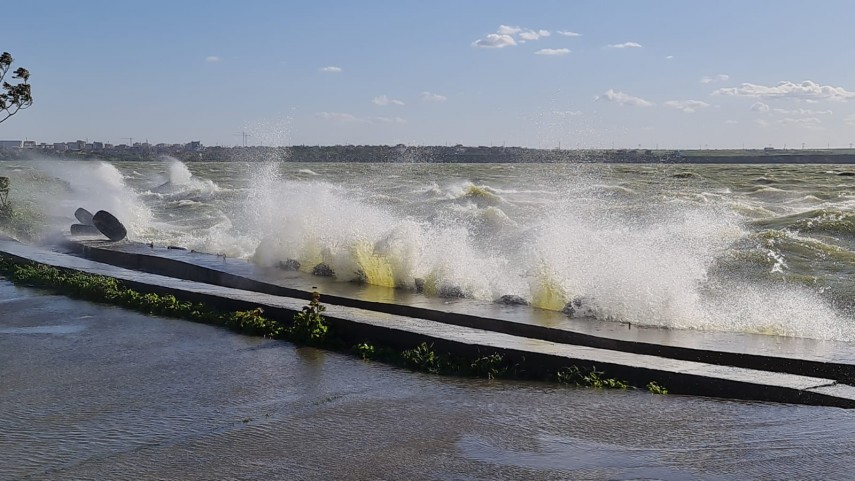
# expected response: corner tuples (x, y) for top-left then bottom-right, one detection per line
(1, 281), (853, 481)
(4, 158), (855, 341)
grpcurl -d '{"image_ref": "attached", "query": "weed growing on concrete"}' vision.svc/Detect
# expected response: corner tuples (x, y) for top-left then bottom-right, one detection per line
(556, 365), (628, 389)
(290, 288), (328, 344)
(354, 342), (376, 360)
(401, 342), (443, 374)
(646, 381), (668, 394)
(469, 352), (508, 380)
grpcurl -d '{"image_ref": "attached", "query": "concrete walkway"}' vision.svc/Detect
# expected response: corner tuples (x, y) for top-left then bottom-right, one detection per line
(2, 238), (855, 408)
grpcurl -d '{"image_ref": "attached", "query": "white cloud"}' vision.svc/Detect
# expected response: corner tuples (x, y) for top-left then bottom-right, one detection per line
(535, 48), (571, 56)
(714, 80), (855, 102)
(845, 114), (855, 125)
(772, 107), (832, 115)
(420, 91), (447, 102)
(751, 102), (771, 112)
(754, 119), (770, 127)
(557, 30), (582, 37)
(474, 25), (553, 48)
(205, 56), (221, 63)
(316, 112), (406, 124)
(752, 102), (832, 115)
(595, 89), (653, 107)
(497, 25), (522, 35)
(372, 95), (405, 106)
(473, 33), (517, 48)
(700, 74), (729, 84)
(664, 100), (711, 113)
(320, 66), (342, 73)
(519, 29), (550, 41)
(665, 55), (674, 60)
(607, 42), (643, 49)
(777, 117), (822, 126)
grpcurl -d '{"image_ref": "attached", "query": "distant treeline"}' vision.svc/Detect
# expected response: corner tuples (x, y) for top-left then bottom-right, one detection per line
(4, 144), (855, 164)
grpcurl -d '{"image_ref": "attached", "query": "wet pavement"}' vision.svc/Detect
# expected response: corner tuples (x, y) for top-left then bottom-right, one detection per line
(2, 280), (855, 481)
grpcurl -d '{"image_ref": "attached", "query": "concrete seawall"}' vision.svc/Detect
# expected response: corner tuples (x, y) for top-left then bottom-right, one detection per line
(62, 238), (855, 385)
(3, 238), (855, 408)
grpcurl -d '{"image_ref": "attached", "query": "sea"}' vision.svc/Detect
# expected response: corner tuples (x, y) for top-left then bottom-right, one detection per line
(2, 157), (855, 480)
(3, 157), (855, 341)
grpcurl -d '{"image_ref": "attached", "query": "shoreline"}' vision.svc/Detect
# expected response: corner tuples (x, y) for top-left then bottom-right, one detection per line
(5, 146), (855, 164)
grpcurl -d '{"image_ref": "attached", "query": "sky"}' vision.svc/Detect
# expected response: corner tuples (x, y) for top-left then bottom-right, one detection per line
(3, 0), (855, 149)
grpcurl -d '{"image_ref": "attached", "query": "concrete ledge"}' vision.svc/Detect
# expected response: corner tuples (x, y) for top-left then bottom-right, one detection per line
(62, 238), (855, 384)
(2, 240), (855, 408)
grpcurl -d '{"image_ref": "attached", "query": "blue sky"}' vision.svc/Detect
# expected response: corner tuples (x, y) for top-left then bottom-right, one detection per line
(3, 0), (855, 149)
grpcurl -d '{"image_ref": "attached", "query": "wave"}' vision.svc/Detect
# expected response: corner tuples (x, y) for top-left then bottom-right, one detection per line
(5, 159), (855, 341)
(752, 208), (855, 237)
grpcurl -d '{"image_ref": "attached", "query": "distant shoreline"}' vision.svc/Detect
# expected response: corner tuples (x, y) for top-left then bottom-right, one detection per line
(4, 145), (855, 164)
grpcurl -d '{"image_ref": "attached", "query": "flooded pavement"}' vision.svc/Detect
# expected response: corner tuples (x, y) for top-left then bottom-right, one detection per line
(1, 281), (854, 480)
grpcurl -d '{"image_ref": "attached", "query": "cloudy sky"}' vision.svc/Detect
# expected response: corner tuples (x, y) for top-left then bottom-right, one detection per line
(3, 0), (855, 149)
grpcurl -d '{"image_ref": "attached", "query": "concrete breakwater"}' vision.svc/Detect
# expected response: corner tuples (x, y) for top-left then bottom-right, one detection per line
(3, 237), (855, 407)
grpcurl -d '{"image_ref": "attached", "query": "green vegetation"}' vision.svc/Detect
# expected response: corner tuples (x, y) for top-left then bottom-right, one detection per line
(290, 288), (328, 344)
(646, 381), (669, 395)
(556, 365), (629, 390)
(0, 255), (666, 393)
(0, 52), (32, 124)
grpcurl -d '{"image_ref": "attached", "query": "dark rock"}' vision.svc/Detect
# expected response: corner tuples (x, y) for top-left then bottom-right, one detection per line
(438, 284), (465, 299)
(278, 259), (301, 271)
(497, 294), (529, 306)
(414, 278), (425, 293)
(565, 296), (597, 318)
(167, 245), (187, 251)
(70, 224), (101, 236)
(312, 263), (335, 277)
(92, 210), (127, 242)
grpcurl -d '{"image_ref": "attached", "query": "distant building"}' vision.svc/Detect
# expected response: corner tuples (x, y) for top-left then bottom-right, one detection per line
(54, 143), (68, 151)
(22, 140), (36, 149)
(185, 140), (203, 151)
(0, 140), (23, 149)
(93, 142), (104, 150)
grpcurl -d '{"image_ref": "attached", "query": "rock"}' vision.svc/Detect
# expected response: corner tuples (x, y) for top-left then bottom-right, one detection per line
(497, 294), (529, 306)
(167, 245), (187, 251)
(74, 207), (95, 225)
(438, 284), (465, 299)
(565, 296), (597, 318)
(312, 263), (335, 277)
(70, 223), (100, 236)
(414, 278), (425, 293)
(92, 210), (127, 242)
(278, 259), (301, 271)
(562, 302), (575, 316)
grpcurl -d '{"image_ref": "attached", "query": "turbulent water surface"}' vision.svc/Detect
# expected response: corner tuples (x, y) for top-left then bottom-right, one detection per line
(4, 158), (855, 341)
